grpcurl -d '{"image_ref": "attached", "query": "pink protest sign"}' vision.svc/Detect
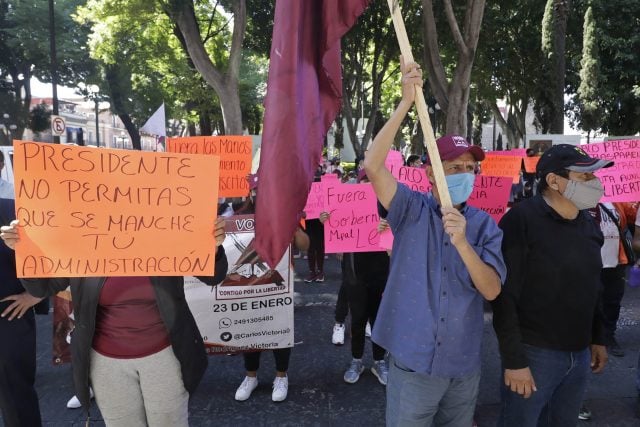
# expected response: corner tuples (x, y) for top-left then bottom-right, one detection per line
(580, 140), (640, 202)
(304, 182), (324, 219)
(467, 176), (512, 223)
(323, 182), (384, 253)
(388, 164), (431, 193)
(384, 150), (404, 171)
(378, 229), (394, 250)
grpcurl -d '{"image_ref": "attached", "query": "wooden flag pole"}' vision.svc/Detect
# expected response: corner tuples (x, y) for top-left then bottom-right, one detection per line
(386, 0), (452, 208)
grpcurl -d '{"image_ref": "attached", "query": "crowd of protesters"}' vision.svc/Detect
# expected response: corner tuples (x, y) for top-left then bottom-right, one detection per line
(2, 68), (640, 427)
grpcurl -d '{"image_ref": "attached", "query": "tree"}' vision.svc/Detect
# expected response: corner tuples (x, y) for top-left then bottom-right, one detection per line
(570, 0), (640, 135)
(341, 1), (400, 159)
(539, 0), (571, 133)
(164, 0), (246, 135)
(420, 0), (487, 137)
(77, 0), (268, 144)
(28, 103), (51, 137)
(475, 0), (548, 148)
(572, 6), (602, 141)
(0, 0), (93, 140)
(76, 0), (180, 148)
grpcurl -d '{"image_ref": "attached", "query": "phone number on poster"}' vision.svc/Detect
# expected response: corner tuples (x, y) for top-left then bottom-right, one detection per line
(234, 316), (274, 325)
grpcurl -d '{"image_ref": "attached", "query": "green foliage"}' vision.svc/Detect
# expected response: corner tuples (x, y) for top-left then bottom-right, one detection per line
(341, 0), (402, 156)
(238, 52), (267, 134)
(75, 0), (193, 128)
(28, 103), (51, 134)
(541, 0), (555, 58)
(566, 0), (640, 135)
(574, 6), (602, 133)
(243, 0), (274, 56)
(76, 0), (266, 135)
(0, 0), (94, 138)
(474, 0), (547, 144)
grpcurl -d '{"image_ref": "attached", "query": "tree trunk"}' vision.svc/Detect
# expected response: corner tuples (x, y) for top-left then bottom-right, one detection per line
(104, 65), (141, 149)
(550, 0), (570, 133)
(168, 0), (245, 135)
(421, 0), (486, 137)
(119, 114), (141, 150)
(342, 90), (363, 159)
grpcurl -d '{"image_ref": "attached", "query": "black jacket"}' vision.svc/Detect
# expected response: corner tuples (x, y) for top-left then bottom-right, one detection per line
(20, 247), (228, 411)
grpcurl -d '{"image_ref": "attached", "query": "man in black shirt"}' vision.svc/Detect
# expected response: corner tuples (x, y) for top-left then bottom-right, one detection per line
(492, 144), (611, 426)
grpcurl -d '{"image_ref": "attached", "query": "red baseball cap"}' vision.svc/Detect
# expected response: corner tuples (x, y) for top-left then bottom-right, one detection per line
(425, 135), (485, 165)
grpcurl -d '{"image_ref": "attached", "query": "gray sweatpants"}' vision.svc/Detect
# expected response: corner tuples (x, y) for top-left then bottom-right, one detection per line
(89, 346), (189, 427)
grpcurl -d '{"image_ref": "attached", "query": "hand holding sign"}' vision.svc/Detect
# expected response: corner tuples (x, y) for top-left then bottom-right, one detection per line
(0, 219), (19, 250)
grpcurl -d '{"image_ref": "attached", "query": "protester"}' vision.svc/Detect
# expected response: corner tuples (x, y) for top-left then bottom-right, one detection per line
(634, 207), (640, 255)
(0, 197), (46, 427)
(592, 202), (637, 357)
(233, 179), (309, 403)
(492, 144), (611, 426)
(363, 58), (505, 426)
(0, 218), (228, 427)
(577, 201), (637, 421)
(405, 154), (423, 168)
(0, 151), (14, 199)
(632, 206), (640, 398)
(320, 172), (391, 386)
(305, 215), (326, 283)
(331, 281), (348, 345)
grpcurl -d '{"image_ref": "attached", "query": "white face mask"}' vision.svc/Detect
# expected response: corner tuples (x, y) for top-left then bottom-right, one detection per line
(562, 178), (604, 210)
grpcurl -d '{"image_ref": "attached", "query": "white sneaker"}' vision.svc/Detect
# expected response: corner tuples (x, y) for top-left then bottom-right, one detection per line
(332, 323), (345, 345)
(235, 376), (258, 401)
(66, 388), (94, 409)
(272, 376), (288, 402)
(365, 322), (372, 337)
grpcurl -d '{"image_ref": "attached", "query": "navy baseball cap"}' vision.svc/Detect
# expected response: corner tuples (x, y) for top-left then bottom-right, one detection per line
(536, 144), (613, 178)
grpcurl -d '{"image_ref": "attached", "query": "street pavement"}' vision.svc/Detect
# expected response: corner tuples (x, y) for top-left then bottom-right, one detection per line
(7, 256), (640, 426)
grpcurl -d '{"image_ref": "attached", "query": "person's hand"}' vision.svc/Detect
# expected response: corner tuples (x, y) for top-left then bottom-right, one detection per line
(377, 218), (390, 233)
(1, 292), (44, 321)
(0, 219), (20, 250)
(335, 253), (343, 262)
(399, 55), (423, 107)
(441, 207), (467, 247)
(590, 344), (608, 373)
(504, 368), (537, 398)
(319, 212), (330, 224)
(214, 217), (226, 247)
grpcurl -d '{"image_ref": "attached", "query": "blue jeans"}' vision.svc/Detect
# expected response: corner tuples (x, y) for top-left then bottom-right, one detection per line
(386, 354), (480, 427)
(498, 344), (590, 427)
(635, 351), (640, 392)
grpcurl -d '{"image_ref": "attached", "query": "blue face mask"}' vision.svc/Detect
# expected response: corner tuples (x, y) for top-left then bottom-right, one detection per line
(445, 173), (475, 205)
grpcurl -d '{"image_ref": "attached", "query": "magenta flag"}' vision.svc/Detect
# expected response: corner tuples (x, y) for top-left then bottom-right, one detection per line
(255, 0), (371, 268)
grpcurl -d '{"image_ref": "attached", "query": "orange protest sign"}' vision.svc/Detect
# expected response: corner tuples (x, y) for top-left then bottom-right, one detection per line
(523, 156), (540, 173)
(166, 136), (252, 197)
(480, 154), (522, 184)
(13, 141), (220, 278)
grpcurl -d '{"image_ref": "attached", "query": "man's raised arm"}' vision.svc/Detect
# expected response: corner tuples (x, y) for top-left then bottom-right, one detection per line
(364, 58), (422, 209)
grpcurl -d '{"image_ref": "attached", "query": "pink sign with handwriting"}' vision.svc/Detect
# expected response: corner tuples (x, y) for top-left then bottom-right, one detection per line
(323, 182), (384, 253)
